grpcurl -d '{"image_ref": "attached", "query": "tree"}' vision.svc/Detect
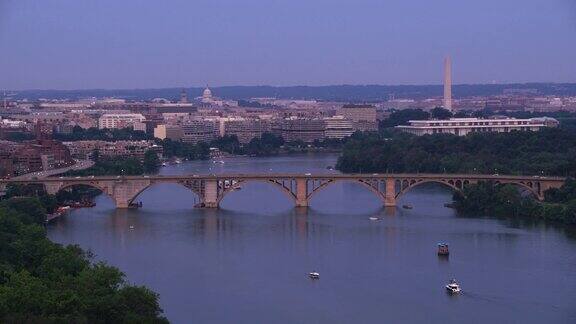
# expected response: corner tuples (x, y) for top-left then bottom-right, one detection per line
(431, 107), (453, 120)
(91, 149), (100, 163)
(0, 198), (169, 323)
(380, 109), (430, 128)
(143, 150), (160, 174)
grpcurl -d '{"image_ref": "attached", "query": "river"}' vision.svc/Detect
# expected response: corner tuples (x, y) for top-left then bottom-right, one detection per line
(47, 153), (576, 323)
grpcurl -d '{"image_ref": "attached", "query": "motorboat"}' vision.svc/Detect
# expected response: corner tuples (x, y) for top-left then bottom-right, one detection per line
(402, 204), (413, 209)
(308, 272), (320, 280)
(445, 279), (461, 294)
(129, 225), (135, 230)
(437, 243), (450, 256)
(369, 217), (379, 221)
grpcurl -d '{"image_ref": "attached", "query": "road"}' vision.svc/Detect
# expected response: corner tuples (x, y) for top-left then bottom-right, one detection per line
(10, 159), (94, 180)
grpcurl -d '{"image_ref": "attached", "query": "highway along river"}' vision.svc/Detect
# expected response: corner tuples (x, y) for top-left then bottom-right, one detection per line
(47, 153), (576, 324)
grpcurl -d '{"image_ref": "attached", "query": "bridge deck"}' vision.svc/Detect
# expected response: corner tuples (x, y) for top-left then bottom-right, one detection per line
(0, 173), (566, 183)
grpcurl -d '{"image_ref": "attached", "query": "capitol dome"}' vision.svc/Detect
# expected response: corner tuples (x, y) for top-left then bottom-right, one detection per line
(202, 87), (212, 99)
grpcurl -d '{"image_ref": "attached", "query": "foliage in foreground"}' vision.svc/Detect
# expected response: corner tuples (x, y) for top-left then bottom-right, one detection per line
(0, 197), (168, 323)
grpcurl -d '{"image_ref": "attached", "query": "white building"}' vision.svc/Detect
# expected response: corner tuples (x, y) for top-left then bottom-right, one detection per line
(396, 117), (559, 136)
(98, 113), (146, 129)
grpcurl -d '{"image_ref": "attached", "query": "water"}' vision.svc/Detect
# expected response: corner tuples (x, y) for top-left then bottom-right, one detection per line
(47, 153), (576, 323)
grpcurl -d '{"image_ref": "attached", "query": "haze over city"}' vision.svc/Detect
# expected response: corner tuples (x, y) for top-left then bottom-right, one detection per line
(2, 1), (576, 323)
(1, 0), (575, 90)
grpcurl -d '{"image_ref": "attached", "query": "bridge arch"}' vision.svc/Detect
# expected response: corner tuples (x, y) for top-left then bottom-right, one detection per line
(53, 182), (117, 207)
(306, 178), (386, 204)
(496, 181), (542, 200)
(216, 179), (298, 205)
(126, 181), (203, 207)
(395, 179), (462, 199)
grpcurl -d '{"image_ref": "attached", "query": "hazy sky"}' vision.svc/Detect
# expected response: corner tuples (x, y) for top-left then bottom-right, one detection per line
(1, 0), (575, 90)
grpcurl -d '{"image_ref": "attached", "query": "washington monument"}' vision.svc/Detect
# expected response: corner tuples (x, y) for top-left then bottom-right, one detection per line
(443, 56), (453, 111)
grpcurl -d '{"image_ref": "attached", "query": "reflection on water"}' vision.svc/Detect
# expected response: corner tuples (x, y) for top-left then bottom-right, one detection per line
(48, 154), (576, 324)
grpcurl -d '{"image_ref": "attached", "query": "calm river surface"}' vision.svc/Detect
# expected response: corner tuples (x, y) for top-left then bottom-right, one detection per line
(47, 153), (576, 323)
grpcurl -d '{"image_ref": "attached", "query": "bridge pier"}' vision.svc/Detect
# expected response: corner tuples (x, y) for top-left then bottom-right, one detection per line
(384, 179), (396, 207)
(295, 178), (309, 207)
(202, 180), (219, 208)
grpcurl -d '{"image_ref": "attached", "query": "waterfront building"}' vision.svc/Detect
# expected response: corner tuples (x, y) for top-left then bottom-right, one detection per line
(274, 118), (325, 143)
(396, 117), (559, 136)
(12, 146), (44, 174)
(181, 120), (217, 144)
(223, 119), (271, 143)
(64, 140), (162, 160)
(324, 116), (355, 139)
(153, 124), (183, 141)
(98, 113), (146, 129)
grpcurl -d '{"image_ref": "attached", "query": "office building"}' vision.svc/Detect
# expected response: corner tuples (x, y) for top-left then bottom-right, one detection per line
(181, 120), (217, 144)
(98, 113), (146, 129)
(338, 104), (378, 132)
(324, 116), (355, 139)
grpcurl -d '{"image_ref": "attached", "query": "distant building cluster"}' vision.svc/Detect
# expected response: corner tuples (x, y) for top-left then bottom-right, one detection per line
(0, 137), (74, 178)
(0, 79), (574, 178)
(64, 140), (163, 160)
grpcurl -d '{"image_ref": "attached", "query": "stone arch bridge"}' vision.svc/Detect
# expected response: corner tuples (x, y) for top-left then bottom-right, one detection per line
(0, 174), (565, 209)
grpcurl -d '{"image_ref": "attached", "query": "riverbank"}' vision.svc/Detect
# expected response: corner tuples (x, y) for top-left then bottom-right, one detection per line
(453, 180), (576, 225)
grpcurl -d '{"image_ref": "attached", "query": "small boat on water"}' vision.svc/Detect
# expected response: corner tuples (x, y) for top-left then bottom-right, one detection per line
(445, 279), (461, 294)
(437, 243), (450, 256)
(369, 217), (379, 221)
(129, 225), (135, 230)
(308, 272), (320, 280)
(402, 204), (413, 209)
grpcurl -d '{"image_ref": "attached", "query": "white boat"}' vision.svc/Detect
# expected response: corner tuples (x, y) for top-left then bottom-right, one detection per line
(445, 279), (461, 294)
(369, 217), (379, 221)
(308, 272), (320, 279)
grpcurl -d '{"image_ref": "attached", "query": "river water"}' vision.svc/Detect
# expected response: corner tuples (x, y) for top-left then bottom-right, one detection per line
(47, 153), (576, 323)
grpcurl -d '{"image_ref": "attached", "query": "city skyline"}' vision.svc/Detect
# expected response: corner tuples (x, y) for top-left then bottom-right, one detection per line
(1, 0), (575, 90)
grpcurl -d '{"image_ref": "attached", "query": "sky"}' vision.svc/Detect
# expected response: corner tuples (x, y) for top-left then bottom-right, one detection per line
(0, 0), (575, 90)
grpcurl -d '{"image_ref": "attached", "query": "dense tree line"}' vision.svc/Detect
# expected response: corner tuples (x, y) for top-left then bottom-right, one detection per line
(53, 126), (151, 141)
(158, 139), (210, 160)
(63, 149), (161, 177)
(4, 184), (103, 214)
(453, 180), (576, 225)
(0, 197), (168, 322)
(65, 157), (145, 177)
(336, 128), (576, 177)
(209, 133), (347, 156)
(379, 108), (454, 128)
